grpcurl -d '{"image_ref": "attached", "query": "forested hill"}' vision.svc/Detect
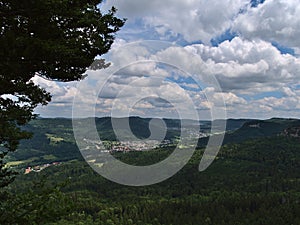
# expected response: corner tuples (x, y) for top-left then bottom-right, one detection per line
(3, 117), (300, 224)
(5, 128), (300, 224)
(224, 117), (300, 143)
(198, 117), (300, 147)
(25, 116), (250, 139)
(7, 117), (300, 166)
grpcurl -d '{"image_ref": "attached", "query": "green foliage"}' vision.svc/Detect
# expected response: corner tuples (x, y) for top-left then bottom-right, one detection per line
(1, 0), (125, 82)
(5, 135), (300, 224)
(3, 118), (300, 224)
(0, 0), (125, 187)
(0, 177), (74, 224)
(198, 117), (300, 147)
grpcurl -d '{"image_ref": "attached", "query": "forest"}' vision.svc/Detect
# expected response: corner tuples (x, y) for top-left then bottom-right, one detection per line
(2, 1), (300, 224)
(1, 118), (300, 224)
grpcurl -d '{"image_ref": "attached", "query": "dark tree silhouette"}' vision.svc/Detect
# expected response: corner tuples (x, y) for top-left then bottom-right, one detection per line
(0, 0), (125, 187)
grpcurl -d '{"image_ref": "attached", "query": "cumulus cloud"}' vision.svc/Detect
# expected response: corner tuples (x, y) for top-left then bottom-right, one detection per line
(115, 61), (169, 78)
(232, 0), (300, 49)
(104, 0), (300, 49)
(31, 76), (66, 96)
(34, 0), (300, 121)
(32, 76), (78, 105)
(77, 37), (300, 119)
(184, 37), (300, 94)
(103, 0), (249, 44)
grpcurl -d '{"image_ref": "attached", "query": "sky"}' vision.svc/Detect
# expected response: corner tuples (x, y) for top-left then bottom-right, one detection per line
(35, 0), (300, 120)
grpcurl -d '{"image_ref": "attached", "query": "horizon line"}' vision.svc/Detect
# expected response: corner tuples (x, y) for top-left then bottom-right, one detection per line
(35, 116), (300, 121)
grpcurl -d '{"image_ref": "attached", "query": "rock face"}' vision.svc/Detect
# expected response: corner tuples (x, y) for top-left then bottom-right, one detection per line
(249, 123), (260, 128)
(282, 126), (300, 138)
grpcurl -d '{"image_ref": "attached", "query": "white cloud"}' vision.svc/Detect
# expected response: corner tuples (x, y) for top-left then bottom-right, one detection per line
(32, 76), (80, 117)
(4, 1), (282, 121)
(115, 61), (169, 78)
(85, 37), (300, 119)
(103, 0), (249, 43)
(233, 0), (300, 49)
(31, 76), (66, 96)
(32, 76), (79, 105)
(186, 37), (300, 94)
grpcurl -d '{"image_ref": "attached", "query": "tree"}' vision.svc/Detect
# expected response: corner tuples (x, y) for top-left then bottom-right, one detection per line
(0, 0), (125, 187)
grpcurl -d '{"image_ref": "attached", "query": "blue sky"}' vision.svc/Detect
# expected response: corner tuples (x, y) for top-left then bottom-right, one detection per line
(35, 0), (300, 120)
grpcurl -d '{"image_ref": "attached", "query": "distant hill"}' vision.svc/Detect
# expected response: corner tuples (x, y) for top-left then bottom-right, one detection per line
(8, 133), (300, 225)
(228, 118), (300, 140)
(198, 118), (300, 147)
(28, 117), (251, 142)
(209, 118), (299, 146)
(281, 119), (300, 138)
(199, 118), (252, 133)
(8, 116), (299, 165)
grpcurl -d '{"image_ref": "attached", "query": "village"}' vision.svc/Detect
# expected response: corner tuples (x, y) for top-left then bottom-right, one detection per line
(81, 128), (211, 153)
(108, 139), (172, 152)
(24, 162), (61, 174)
(82, 138), (173, 153)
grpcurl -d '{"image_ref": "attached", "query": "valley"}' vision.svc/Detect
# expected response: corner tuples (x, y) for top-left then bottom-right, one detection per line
(2, 117), (300, 224)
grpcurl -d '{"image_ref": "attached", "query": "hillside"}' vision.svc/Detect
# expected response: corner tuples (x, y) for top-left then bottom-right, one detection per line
(4, 135), (300, 225)
(8, 117), (300, 168)
(224, 118), (300, 143)
(198, 118), (300, 147)
(3, 117), (300, 224)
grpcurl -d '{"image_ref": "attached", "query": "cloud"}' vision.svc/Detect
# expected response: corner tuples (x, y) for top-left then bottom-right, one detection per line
(103, 0), (249, 44)
(32, 2), (300, 122)
(105, 0), (300, 49)
(80, 37), (300, 119)
(115, 61), (169, 78)
(233, 0), (300, 49)
(31, 76), (66, 96)
(136, 97), (174, 109)
(32, 75), (78, 105)
(32, 76), (82, 117)
(184, 37), (300, 94)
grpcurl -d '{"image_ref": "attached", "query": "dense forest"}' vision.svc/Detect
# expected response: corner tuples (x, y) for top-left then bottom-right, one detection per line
(1, 118), (300, 224)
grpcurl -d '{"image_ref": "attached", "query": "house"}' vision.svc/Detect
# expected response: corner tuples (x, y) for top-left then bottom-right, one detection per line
(24, 167), (32, 174)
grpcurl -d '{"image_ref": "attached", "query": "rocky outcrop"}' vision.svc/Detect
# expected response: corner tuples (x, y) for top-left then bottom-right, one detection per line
(282, 126), (300, 138)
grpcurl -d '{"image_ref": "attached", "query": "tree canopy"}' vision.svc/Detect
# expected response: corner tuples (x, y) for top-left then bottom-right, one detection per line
(0, 0), (125, 187)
